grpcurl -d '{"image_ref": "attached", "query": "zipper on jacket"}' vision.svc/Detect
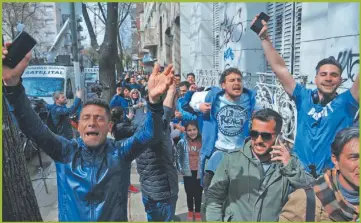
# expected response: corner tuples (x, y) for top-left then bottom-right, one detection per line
(90, 153), (96, 221)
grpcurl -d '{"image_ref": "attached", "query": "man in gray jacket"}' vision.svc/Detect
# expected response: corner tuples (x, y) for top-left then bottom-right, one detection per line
(206, 108), (314, 222)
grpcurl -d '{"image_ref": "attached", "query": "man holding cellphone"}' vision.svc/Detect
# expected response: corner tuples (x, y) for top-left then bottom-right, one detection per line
(252, 14), (359, 177)
(2, 44), (175, 221)
(205, 108), (314, 221)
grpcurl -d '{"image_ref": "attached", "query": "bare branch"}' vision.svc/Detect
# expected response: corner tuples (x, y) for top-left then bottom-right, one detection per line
(82, 3), (99, 49)
(85, 3), (105, 25)
(98, 3), (107, 24)
(118, 3), (131, 29)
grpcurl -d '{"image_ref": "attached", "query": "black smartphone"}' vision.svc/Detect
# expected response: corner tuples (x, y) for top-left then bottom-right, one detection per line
(3, 31), (37, 69)
(250, 12), (270, 35)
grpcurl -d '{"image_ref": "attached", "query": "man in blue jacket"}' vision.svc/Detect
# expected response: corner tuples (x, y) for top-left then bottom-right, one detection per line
(2, 46), (175, 221)
(47, 90), (82, 139)
(181, 68), (258, 189)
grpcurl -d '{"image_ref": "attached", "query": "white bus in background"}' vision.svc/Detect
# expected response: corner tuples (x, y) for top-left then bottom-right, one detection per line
(22, 65), (76, 105)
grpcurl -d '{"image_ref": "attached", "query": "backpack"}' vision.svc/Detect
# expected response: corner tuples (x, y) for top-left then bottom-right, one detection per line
(46, 108), (64, 134)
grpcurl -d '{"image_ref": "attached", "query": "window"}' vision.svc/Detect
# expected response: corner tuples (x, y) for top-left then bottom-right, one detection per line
(45, 5), (53, 12)
(22, 77), (64, 97)
(266, 3), (302, 75)
(45, 19), (54, 25)
(45, 31), (56, 37)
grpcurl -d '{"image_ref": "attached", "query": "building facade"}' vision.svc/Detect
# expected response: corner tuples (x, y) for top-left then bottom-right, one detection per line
(139, 2), (181, 74)
(180, 2), (359, 90)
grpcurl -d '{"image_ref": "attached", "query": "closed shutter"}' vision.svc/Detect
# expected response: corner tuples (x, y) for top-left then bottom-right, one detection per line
(213, 3), (220, 70)
(266, 2), (302, 76)
(293, 2), (302, 76)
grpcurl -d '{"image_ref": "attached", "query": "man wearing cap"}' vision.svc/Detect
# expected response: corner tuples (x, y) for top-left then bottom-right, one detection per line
(253, 14), (359, 178)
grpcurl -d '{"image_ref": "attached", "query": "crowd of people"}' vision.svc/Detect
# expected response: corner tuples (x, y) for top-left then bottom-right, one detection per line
(2, 15), (359, 222)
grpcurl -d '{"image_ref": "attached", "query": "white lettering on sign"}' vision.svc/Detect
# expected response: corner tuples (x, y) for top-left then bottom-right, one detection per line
(23, 66), (67, 76)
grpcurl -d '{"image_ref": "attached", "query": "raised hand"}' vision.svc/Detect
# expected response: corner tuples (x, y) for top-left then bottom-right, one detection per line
(199, 102), (212, 114)
(148, 63), (174, 104)
(251, 14), (269, 40)
(2, 42), (32, 86)
(270, 140), (291, 166)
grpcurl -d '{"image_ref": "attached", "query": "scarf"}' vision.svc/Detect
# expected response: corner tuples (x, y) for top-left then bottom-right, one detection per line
(314, 169), (359, 221)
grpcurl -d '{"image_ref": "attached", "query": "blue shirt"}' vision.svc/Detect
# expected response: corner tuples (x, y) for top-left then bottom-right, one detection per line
(213, 93), (251, 150)
(292, 83), (359, 174)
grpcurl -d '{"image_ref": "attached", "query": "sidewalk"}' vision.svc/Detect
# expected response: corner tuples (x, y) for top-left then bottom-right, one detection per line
(26, 151), (195, 222)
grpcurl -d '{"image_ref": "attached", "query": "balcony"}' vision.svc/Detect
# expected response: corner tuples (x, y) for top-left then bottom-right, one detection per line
(143, 27), (158, 49)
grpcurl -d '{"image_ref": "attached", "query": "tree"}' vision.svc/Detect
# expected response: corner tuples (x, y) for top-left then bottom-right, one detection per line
(82, 3), (132, 100)
(2, 3), (47, 61)
(82, 47), (99, 67)
(2, 98), (43, 221)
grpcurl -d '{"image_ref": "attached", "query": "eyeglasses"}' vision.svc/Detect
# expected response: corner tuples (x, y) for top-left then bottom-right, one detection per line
(250, 130), (276, 141)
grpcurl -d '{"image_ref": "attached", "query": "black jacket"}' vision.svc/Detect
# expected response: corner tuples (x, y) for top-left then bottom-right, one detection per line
(136, 106), (179, 201)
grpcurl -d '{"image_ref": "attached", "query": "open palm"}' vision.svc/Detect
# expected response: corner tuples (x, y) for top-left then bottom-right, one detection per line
(148, 63), (174, 103)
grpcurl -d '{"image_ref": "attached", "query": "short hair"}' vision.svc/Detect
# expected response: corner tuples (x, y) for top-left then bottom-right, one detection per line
(121, 86), (131, 96)
(187, 73), (195, 78)
(219, 67), (242, 85)
(179, 81), (191, 89)
(316, 56), (343, 74)
(82, 99), (111, 121)
(252, 108), (283, 134)
(331, 127), (359, 160)
(174, 74), (181, 78)
(52, 91), (64, 101)
(110, 106), (124, 124)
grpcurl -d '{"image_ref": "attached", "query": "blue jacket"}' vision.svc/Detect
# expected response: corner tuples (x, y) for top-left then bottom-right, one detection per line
(182, 87), (257, 185)
(47, 98), (81, 140)
(5, 84), (163, 221)
(176, 97), (198, 125)
(109, 94), (128, 110)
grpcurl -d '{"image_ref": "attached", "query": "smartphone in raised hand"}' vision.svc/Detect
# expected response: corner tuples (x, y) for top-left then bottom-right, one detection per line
(3, 31), (37, 69)
(251, 12), (270, 35)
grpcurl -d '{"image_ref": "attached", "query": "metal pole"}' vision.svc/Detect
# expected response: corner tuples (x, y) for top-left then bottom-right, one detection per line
(70, 3), (78, 62)
(70, 3), (85, 101)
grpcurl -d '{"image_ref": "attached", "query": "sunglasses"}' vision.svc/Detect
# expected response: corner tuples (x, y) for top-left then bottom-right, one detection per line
(250, 130), (276, 141)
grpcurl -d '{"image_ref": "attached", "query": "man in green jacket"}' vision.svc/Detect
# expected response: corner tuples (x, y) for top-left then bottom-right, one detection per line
(205, 108), (314, 222)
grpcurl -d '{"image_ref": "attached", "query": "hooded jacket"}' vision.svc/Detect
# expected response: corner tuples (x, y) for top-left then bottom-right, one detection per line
(182, 87), (257, 185)
(46, 97), (81, 139)
(5, 84), (163, 221)
(205, 140), (315, 222)
(129, 89), (147, 127)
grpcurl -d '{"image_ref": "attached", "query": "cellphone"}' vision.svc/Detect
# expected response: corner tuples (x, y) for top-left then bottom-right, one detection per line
(3, 31), (37, 69)
(250, 12), (270, 35)
(271, 135), (282, 159)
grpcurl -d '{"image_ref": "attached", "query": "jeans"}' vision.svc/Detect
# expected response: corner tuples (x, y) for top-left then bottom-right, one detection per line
(142, 195), (178, 222)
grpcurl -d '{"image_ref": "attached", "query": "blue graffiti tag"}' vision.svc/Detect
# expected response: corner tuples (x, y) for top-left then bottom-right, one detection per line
(224, 47), (234, 61)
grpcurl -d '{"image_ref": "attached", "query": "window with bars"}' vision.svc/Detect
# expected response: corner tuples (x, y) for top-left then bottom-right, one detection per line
(266, 2), (302, 76)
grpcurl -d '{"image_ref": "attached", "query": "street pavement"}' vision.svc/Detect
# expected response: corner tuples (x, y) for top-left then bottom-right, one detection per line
(26, 151), (202, 222)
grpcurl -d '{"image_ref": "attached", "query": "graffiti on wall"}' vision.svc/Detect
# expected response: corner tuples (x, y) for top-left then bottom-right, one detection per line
(219, 8), (244, 49)
(224, 47), (234, 61)
(195, 69), (221, 88)
(336, 49), (359, 83)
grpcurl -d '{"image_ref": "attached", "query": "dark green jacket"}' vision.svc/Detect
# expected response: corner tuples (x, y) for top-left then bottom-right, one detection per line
(205, 140), (314, 222)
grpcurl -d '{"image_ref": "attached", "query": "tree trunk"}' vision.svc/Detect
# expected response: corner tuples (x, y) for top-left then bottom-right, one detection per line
(2, 97), (43, 221)
(114, 32), (124, 78)
(98, 3), (118, 102)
